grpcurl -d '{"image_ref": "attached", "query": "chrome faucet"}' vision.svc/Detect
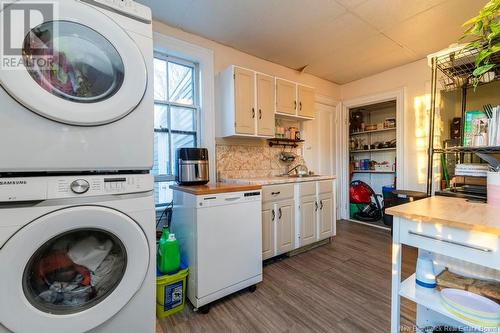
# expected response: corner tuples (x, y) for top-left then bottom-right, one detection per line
(287, 164), (308, 176)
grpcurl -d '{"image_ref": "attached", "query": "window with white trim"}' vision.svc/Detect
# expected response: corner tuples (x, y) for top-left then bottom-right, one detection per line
(153, 53), (200, 206)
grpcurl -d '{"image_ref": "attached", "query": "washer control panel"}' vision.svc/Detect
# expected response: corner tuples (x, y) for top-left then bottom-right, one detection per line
(70, 179), (90, 194)
(0, 174), (153, 202)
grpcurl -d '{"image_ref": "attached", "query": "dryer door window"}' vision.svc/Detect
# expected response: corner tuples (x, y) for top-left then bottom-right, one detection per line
(23, 229), (126, 315)
(0, 1), (148, 126)
(23, 21), (125, 104)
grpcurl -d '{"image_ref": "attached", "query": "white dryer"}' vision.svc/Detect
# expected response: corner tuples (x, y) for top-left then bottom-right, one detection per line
(0, 174), (155, 333)
(0, 0), (153, 172)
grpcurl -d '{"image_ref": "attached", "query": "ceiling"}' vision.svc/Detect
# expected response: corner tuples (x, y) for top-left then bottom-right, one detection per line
(137, 0), (487, 84)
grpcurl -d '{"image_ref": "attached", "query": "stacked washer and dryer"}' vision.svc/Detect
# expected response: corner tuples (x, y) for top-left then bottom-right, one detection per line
(0, 1), (156, 332)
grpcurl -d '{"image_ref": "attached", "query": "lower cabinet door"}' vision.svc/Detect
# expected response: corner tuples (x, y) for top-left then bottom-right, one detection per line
(276, 200), (295, 255)
(300, 195), (317, 246)
(318, 194), (333, 240)
(262, 203), (275, 260)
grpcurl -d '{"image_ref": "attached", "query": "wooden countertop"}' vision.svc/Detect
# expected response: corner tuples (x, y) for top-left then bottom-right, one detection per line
(386, 196), (500, 235)
(170, 183), (262, 195)
(222, 175), (336, 186)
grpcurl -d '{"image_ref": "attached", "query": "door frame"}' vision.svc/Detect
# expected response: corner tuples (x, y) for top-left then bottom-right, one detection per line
(338, 88), (406, 220)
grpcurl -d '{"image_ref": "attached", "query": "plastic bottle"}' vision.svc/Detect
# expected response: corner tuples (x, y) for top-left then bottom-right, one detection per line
(158, 233), (181, 274)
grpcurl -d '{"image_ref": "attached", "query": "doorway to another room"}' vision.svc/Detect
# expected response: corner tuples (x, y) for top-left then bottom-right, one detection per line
(340, 90), (405, 231)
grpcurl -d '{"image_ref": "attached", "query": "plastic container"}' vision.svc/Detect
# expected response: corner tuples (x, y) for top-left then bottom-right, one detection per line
(158, 233), (180, 274)
(156, 261), (188, 319)
(416, 251), (436, 288)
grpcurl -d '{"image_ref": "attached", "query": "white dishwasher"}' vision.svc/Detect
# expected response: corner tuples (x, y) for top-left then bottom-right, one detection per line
(171, 188), (262, 313)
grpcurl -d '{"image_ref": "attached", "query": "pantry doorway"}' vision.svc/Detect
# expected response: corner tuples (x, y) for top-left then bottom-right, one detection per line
(339, 89), (405, 229)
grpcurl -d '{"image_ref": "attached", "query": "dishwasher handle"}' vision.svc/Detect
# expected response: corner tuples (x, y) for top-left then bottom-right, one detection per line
(224, 197), (241, 202)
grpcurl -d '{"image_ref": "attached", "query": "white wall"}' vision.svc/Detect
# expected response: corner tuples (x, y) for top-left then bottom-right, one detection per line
(341, 59), (432, 192)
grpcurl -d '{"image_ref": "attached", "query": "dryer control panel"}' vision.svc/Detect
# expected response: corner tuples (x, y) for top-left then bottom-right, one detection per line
(0, 174), (153, 202)
(81, 0), (152, 23)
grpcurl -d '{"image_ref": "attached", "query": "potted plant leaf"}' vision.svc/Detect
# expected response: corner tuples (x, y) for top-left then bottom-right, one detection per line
(461, 0), (500, 87)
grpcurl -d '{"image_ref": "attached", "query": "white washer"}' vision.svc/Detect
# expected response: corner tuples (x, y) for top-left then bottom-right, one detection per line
(0, 0), (153, 172)
(0, 174), (155, 333)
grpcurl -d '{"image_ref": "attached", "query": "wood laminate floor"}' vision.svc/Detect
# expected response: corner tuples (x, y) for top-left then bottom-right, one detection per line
(157, 220), (417, 333)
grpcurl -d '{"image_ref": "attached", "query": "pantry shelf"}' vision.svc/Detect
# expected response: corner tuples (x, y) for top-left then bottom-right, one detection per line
(350, 128), (396, 136)
(352, 170), (395, 174)
(350, 147), (397, 153)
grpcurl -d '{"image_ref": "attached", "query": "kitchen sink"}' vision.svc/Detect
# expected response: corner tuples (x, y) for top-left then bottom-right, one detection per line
(285, 174), (322, 178)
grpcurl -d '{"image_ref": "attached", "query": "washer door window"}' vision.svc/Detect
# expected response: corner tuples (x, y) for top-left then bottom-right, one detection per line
(0, 206), (149, 333)
(0, 1), (147, 125)
(23, 229), (126, 315)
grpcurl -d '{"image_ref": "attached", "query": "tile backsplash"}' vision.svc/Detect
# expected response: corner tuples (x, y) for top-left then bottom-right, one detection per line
(216, 142), (305, 180)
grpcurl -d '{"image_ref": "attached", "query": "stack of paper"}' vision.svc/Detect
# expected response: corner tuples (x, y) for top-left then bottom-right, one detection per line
(455, 164), (490, 177)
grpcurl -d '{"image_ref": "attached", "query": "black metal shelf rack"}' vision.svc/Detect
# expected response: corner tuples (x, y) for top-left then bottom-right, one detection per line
(427, 44), (499, 196)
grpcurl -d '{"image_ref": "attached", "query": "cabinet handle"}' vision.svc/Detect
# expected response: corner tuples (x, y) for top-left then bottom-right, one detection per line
(294, 100), (297, 110)
(252, 108), (255, 118)
(315, 202), (318, 211)
(271, 191), (281, 196)
(320, 200), (323, 210)
(272, 210), (275, 221)
(278, 208), (282, 219)
(299, 102), (302, 111)
(408, 231), (493, 252)
(259, 109), (262, 119)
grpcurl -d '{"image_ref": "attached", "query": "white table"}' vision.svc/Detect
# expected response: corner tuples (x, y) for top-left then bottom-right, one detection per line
(388, 197), (500, 333)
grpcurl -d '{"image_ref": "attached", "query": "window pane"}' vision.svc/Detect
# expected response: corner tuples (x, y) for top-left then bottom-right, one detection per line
(170, 134), (196, 172)
(153, 132), (169, 176)
(171, 106), (196, 132)
(154, 59), (167, 101)
(154, 181), (174, 206)
(154, 104), (168, 129)
(168, 62), (193, 105)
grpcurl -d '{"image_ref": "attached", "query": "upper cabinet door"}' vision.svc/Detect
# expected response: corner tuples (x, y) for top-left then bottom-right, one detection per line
(276, 79), (297, 115)
(256, 74), (275, 137)
(298, 85), (315, 118)
(234, 67), (256, 135)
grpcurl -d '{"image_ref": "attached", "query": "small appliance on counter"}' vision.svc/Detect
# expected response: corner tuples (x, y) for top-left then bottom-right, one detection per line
(175, 148), (210, 186)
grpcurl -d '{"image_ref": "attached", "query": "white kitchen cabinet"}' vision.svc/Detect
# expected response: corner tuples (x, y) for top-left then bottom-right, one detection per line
(261, 180), (336, 260)
(219, 65), (275, 138)
(234, 67), (255, 135)
(318, 193), (333, 240)
(261, 184), (295, 260)
(261, 203), (275, 260)
(297, 85), (315, 118)
(276, 79), (316, 119)
(299, 195), (318, 247)
(276, 78), (297, 115)
(316, 180), (335, 241)
(256, 73), (275, 136)
(276, 200), (295, 255)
